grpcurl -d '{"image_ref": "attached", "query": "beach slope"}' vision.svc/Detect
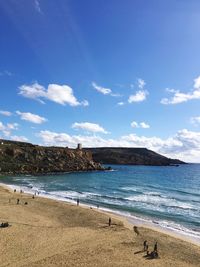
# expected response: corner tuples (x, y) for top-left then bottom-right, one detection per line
(0, 186), (199, 267)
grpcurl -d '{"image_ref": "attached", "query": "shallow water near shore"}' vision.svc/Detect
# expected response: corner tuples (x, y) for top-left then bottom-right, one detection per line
(1, 164), (200, 243)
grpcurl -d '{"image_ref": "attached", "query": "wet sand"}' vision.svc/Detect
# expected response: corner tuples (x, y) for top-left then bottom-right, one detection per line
(0, 185), (200, 267)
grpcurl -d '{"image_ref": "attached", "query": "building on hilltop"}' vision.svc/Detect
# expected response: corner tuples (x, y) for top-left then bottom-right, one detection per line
(77, 143), (82, 150)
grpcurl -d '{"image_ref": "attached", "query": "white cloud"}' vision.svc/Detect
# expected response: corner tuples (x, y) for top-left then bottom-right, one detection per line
(0, 70), (13, 76)
(131, 121), (139, 128)
(19, 82), (89, 107)
(34, 0), (42, 13)
(0, 110), (12, 116)
(131, 121), (150, 128)
(16, 111), (47, 124)
(128, 90), (148, 103)
(140, 122), (150, 129)
(10, 135), (28, 142)
(92, 82), (121, 97)
(81, 100), (89, 106)
(46, 84), (83, 106)
(194, 76), (200, 89)
(161, 75), (200, 105)
(92, 82), (112, 95)
(138, 78), (146, 89)
(117, 102), (124, 106)
(0, 121), (19, 137)
(37, 128), (200, 162)
(190, 116), (200, 125)
(7, 123), (19, 130)
(0, 122), (5, 131)
(72, 122), (108, 134)
(19, 82), (46, 103)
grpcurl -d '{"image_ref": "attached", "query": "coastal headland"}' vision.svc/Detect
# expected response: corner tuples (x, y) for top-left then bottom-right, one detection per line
(85, 147), (185, 166)
(0, 139), (185, 175)
(0, 139), (103, 175)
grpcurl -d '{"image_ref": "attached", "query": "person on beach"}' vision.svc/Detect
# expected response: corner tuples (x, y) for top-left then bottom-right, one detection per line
(108, 217), (111, 226)
(154, 242), (158, 252)
(143, 240), (147, 251)
(150, 250), (158, 259)
(77, 198), (80, 206)
(17, 199), (19, 204)
(133, 226), (139, 235)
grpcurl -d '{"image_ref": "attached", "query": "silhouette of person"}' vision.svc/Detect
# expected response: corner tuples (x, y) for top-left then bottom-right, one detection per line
(154, 242), (158, 252)
(143, 240), (147, 251)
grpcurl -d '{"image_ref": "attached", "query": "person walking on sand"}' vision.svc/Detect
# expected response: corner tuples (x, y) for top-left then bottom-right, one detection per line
(77, 198), (80, 206)
(154, 242), (158, 252)
(109, 217), (111, 226)
(143, 240), (147, 251)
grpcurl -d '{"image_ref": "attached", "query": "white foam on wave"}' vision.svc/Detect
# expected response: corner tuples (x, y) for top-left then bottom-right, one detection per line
(126, 194), (197, 211)
(50, 190), (85, 199)
(121, 186), (141, 192)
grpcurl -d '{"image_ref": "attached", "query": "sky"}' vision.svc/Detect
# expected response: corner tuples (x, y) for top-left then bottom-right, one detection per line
(0, 0), (200, 162)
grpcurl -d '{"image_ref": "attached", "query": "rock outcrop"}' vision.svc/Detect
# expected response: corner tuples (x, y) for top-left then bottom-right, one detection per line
(84, 147), (185, 166)
(0, 140), (103, 175)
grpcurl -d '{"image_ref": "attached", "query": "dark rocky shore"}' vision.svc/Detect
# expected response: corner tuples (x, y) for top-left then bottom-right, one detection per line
(0, 139), (103, 175)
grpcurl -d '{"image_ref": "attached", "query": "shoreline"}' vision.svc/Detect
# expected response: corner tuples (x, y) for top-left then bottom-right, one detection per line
(0, 183), (200, 266)
(1, 182), (199, 247)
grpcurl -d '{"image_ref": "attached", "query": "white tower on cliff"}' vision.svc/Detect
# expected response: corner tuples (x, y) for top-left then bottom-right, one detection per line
(77, 143), (82, 150)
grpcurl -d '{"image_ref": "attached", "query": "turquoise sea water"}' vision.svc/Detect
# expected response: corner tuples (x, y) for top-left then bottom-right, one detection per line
(1, 164), (200, 240)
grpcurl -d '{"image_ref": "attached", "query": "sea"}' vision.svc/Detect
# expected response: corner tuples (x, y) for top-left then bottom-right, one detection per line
(1, 164), (200, 243)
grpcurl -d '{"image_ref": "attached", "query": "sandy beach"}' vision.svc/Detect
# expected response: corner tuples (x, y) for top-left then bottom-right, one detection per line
(0, 185), (200, 267)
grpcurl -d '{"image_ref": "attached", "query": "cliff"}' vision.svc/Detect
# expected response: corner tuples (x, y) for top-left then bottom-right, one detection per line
(84, 147), (185, 166)
(0, 139), (103, 175)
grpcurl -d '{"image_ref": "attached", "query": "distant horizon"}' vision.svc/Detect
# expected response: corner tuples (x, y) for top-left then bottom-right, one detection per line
(0, 1), (200, 162)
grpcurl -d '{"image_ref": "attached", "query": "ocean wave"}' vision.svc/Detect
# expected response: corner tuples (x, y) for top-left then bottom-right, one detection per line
(120, 186), (143, 193)
(125, 194), (197, 211)
(49, 190), (86, 199)
(156, 220), (200, 238)
(2, 182), (200, 243)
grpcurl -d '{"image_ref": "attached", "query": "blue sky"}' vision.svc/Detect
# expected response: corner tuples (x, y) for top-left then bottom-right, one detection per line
(0, 0), (200, 162)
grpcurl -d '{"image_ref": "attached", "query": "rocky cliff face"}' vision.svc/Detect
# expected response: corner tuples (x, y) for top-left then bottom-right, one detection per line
(0, 140), (103, 175)
(84, 147), (185, 166)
